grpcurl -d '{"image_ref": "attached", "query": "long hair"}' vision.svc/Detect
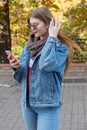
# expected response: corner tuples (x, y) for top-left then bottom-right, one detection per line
(28, 6), (81, 74)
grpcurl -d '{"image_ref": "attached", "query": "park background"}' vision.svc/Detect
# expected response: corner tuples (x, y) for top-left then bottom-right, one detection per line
(0, 0), (87, 63)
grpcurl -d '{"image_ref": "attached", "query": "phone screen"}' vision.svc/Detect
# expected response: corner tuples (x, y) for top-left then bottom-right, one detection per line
(5, 50), (12, 55)
(5, 50), (16, 61)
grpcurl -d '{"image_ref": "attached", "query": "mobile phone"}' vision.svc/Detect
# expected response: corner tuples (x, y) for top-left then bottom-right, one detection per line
(5, 50), (17, 61)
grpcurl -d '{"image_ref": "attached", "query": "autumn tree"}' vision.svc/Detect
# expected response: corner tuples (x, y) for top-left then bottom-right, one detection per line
(63, 0), (87, 39)
(0, 0), (11, 63)
(2, 0), (87, 62)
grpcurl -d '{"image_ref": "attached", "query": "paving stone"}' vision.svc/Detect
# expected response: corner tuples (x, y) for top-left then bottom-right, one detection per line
(0, 74), (87, 130)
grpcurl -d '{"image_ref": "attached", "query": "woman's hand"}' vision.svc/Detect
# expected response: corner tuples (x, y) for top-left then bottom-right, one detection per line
(49, 18), (60, 38)
(8, 55), (21, 70)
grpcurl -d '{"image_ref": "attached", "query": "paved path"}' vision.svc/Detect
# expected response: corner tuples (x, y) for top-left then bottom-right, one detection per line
(0, 74), (87, 130)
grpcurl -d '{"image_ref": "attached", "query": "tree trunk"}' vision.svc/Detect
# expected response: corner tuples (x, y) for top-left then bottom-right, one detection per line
(0, 0), (11, 63)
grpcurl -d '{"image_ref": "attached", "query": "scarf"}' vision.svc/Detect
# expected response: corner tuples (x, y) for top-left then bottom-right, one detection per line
(27, 34), (48, 59)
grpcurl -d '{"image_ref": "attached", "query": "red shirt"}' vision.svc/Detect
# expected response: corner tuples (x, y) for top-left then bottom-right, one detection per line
(27, 59), (34, 96)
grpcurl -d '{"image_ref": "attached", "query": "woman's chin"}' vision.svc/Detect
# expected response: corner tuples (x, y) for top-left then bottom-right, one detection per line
(34, 34), (40, 37)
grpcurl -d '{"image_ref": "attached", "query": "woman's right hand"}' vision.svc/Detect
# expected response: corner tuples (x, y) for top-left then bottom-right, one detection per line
(49, 18), (60, 38)
(8, 55), (21, 70)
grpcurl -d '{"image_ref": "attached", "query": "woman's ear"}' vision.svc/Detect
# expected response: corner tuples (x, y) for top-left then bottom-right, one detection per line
(46, 25), (49, 29)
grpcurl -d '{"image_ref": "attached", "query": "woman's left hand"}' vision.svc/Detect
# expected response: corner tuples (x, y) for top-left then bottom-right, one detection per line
(49, 18), (60, 38)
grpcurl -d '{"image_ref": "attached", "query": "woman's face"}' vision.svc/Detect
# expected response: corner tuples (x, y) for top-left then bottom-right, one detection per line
(29, 17), (48, 39)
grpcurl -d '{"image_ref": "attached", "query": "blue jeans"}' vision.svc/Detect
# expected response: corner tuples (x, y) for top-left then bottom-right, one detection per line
(21, 104), (60, 130)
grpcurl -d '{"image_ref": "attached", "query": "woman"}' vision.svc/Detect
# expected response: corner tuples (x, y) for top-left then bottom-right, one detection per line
(8, 6), (80, 130)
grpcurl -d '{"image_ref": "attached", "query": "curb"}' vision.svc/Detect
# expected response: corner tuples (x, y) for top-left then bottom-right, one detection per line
(63, 77), (87, 83)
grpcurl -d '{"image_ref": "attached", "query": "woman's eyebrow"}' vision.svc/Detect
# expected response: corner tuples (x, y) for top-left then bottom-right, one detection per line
(30, 22), (39, 25)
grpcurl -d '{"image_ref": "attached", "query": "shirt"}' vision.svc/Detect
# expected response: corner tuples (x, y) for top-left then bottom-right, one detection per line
(27, 59), (34, 96)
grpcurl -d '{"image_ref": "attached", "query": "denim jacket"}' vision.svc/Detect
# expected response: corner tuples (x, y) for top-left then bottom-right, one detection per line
(13, 37), (69, 107)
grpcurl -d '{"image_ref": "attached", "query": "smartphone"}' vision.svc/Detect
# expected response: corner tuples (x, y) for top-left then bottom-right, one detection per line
(5, 50), (17, 61)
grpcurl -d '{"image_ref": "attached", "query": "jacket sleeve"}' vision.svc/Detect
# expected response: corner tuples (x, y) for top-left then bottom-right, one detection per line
(13, 46), (27, 83)
(39, 37), (69, 76)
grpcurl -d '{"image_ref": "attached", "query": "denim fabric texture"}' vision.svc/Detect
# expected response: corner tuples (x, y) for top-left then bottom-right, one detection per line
(21, 103), (60, 130)
(13, 36), (69, 107)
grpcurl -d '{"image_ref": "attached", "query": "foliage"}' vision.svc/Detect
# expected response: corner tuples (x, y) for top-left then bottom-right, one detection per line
(6, 0), (87, 62)
(72, 39), (87, 63)
(63, 0), (87, 39)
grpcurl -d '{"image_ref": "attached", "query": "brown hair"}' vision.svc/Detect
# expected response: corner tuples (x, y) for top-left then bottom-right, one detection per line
(28, 6), (81, 74)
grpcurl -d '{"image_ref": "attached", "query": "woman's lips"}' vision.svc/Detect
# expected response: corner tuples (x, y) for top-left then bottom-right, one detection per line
(33, 31), (38, 34)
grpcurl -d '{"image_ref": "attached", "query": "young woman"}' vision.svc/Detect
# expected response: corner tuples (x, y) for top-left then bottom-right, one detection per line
(8, 6), (80, 130)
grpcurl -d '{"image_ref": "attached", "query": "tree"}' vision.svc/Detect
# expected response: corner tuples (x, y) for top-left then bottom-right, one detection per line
(63, 0), (87, 39)
(0, 0), (11, 63)
(8, 0), (87, 62)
